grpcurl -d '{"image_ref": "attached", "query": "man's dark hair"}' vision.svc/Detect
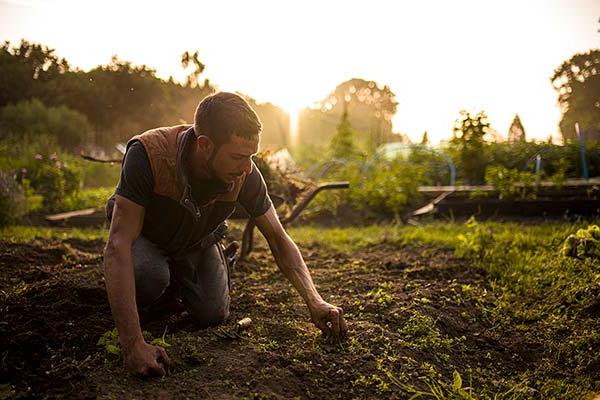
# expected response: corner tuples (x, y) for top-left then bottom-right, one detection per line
(194, 92), (262, 146)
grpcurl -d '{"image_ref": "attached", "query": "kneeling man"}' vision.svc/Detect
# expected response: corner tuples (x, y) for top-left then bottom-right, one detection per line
(103, 92), (347, 377)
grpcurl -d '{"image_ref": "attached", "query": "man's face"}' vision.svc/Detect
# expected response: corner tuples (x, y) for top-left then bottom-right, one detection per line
(209, 134), (259, 184)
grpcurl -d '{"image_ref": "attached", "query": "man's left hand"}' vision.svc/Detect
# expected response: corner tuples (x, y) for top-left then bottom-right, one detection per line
(309, 301), (348, 339)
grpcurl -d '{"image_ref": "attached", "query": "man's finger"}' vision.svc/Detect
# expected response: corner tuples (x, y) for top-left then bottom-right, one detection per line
(314, 318), (331, 336)
(156, 347), (171, 367)
(137, 363), (164, 378)
(338, 308), (348, 337)
(149, 360), (166, 377)
(337, 307), (348, 337)
(330, 308), (341, 337)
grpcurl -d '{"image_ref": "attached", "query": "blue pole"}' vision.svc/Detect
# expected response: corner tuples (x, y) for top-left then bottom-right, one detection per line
(535, 154), (542, 184)
(576, 123), (589, 180)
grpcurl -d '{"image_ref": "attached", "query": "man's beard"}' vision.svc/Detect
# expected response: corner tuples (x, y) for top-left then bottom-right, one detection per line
(206, 151), (220, 181)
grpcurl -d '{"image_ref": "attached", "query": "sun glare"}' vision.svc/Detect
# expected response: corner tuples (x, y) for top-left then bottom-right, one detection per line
(274, 100), (305, 142)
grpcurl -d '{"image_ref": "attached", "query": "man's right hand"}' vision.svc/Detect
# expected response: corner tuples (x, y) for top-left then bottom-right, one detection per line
(123, 339), (171, 377)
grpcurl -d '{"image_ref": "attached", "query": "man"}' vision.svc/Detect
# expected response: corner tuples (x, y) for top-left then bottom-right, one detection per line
(103, 92), (347, 377)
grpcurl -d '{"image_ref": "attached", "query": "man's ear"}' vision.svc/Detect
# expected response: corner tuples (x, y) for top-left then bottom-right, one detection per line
(196, 135), (214, 159)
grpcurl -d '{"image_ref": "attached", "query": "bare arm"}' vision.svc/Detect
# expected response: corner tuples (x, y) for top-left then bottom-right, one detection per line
(103, 194), (169, 376)
(254, 205), (347, 338)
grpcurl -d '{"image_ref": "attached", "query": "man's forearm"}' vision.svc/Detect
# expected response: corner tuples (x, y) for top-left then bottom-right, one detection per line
(269, 234), (324, 309)
(103, 242), (144, 349)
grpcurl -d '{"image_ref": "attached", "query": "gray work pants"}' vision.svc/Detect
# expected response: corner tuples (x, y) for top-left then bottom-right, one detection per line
(132, 236), (230, 327)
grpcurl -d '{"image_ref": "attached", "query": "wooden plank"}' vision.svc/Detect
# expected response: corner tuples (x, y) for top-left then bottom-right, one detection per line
(46, 208), (99, 222)
(419, 178), (600, 194)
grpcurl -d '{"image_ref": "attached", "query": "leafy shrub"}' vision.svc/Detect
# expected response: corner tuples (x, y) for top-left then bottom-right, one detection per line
(60, 186), (114, 211)
(455, 217), (495, 261)
(25, 153), (83, 212)
(79, 161), (121, 188)
(485, 165), (538, 199)
(360, 160), (424, 214)
(0, 98), (92, 150)
(305, 159), (425, 220)
(0, 170), (27, 226)
(561, 225), (600, 259)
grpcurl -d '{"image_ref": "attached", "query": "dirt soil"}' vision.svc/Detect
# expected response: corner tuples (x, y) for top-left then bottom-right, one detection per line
(1, 235), (545, 399)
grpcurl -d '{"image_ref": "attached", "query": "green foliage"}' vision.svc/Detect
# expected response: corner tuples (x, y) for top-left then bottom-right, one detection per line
(97, 328), (170, 357)
(0, 225), (107, 242)
(561, 225), (600, 259)
(96, 329), (121, 355)
(312, 158), (425, 218)
(407, 144), (453, 186)
(449, 110), (489, 184)
(0, 39), (290, 157)
(441, 138), (600, 188)
(485, 140), (600, 179)
(484, 165), (538, 199)
(360, 160), (424, 214)
(329, 111), (363, 160)
(549, 158), (568, 189)
(0, 170), (27, 226)
(367, 282), (394, 307)
(0, 132), (119, 214)
(0, 40), (69, 106)
(25, 152), (83, 212)
(59, 186), (113, 211)
(0, 98), (92, 150)
(455, 217), (495, 261)
(290, 221), (599, 398)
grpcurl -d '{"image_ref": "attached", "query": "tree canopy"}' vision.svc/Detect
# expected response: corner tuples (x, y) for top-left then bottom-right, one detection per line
(0, 40), (289, 151)
(297, 78), (399, 154)
(551, 49), (600, 142)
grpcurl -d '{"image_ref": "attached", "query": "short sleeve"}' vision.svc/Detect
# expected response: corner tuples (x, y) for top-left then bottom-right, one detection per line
(237, 161), (273, 218)
(115, 141), (154, 207)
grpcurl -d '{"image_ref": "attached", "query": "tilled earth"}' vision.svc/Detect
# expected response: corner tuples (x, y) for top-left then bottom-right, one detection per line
(1, 235), (542, 399)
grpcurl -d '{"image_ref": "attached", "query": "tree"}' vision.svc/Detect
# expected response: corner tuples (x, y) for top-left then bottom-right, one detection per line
(0, 40), (70, 107)
(297, 78), (398, 153)
(181, 50), (206, 88)
(421, 131), (429, 145)
(551, 49), (600, 142)
(450, 110), (490, 184)
(329, 109), (361, 160)
(508, 114), (526, 143)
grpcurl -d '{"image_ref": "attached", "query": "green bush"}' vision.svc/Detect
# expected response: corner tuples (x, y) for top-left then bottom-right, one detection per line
(0, 133), (120, 212)
(0, 98), (93, 150)
(485, 165), (538, 199)
(60, 186), (114, 211)
(561, 225), (600, 259)
(306, 159), (425, 219)
(79, 161), (121, 188)
(0, 170), (27, 226)
(25, 153), (83, 212)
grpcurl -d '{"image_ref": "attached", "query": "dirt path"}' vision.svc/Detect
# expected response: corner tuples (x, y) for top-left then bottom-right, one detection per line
(0, 237), (538, 399)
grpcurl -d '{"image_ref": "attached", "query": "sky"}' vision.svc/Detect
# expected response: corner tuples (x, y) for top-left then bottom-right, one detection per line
(1, 0), (599, 144)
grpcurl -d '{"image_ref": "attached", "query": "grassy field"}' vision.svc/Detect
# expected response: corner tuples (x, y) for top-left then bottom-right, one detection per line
(1, 219), (599, 399)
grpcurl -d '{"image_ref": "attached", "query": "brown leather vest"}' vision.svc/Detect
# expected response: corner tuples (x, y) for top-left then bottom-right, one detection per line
(130, 124), (202, 218)
(109, 125), (237, 254)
